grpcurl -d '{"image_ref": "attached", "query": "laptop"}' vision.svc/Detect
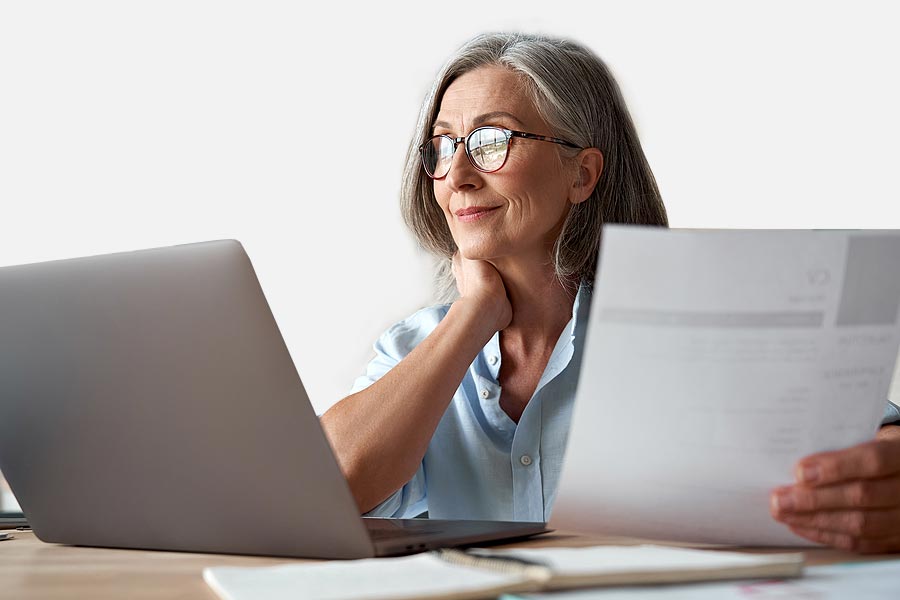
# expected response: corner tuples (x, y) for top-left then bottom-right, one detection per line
(0, 511), (28, 529)
(0, 240), (547, 559)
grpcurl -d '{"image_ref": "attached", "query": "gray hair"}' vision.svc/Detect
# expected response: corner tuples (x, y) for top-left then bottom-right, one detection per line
(400, 32), (668, 301)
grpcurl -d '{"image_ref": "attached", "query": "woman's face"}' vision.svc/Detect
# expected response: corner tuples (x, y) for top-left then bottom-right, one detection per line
(431, 65), (579, 266)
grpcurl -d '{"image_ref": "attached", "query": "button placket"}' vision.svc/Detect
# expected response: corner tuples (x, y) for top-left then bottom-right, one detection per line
(510, 395), (547, 521)
(511, 450), (541, 520)
(484, 331), (501, 378)
(475, 374), (513, 432)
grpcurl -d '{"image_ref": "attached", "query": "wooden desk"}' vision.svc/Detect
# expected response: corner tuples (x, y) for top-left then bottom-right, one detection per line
(0, 529), (877, 600)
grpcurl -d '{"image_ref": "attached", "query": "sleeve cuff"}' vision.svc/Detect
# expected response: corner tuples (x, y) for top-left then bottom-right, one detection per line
(881, 400), (900, 425)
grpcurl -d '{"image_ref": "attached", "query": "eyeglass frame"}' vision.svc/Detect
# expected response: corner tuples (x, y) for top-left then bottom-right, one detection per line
(418, 126), (583, 180)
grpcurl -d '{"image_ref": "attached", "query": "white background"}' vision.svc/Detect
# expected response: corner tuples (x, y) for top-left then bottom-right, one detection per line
(1, 0), (898, 421)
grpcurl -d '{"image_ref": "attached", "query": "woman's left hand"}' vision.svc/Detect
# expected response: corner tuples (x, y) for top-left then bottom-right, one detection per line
(770, 424), (900, 553)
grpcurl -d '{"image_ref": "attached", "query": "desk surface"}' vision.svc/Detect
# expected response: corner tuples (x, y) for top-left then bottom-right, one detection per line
(0, 529), (879, 600)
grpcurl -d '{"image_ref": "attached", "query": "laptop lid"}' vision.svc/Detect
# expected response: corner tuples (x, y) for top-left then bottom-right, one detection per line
(0, 240), (377, 558)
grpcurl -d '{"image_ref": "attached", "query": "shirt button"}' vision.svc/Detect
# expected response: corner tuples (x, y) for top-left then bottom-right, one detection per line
(520, 455), (533, 466)
(489, 355), (499, 366)
(480, 389), (490, 399)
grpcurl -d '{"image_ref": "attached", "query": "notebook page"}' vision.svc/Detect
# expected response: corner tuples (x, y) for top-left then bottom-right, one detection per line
(203, 553), (533, 600)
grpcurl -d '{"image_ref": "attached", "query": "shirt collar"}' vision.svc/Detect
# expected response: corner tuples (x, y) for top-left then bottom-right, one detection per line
(570, 280), (592, 339)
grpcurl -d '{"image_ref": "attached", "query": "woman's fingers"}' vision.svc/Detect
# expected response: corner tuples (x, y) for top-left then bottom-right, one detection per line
(451, 252), (464, 295)
(788, 524), (900, 554)
(793, 438), (900, 486)
(772, 477), (900, 513)
(776, 507), (900, 539)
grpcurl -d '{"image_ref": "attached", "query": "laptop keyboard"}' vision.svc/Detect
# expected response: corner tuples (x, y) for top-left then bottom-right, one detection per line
(364, 518), (446, 541)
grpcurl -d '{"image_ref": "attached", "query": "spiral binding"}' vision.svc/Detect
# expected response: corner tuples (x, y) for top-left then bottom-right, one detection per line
(433, 548), (553, 583)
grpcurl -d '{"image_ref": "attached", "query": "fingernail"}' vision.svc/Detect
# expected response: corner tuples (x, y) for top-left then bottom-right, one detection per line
(799, 464), (820, 484)
(773, 492), (795, 512)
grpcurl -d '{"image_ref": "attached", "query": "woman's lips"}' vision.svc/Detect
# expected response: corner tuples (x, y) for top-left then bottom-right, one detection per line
(455, 206), (500, 223)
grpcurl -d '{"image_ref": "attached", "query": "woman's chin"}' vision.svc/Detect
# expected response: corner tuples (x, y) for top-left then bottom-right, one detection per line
(458, 247), (499, 262)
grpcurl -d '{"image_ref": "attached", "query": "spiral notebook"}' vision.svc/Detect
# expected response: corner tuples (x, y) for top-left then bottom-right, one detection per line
(203, 544), (804, 600)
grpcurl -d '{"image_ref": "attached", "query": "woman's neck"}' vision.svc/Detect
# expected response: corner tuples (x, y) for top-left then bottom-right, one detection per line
(488, 255), (577, 347)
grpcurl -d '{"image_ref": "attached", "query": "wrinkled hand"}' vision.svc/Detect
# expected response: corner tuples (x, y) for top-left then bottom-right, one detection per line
(770, 425), (900, 553)
(451, 252), (512, 332)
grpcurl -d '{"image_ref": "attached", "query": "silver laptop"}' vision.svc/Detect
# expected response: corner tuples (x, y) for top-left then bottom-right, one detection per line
(0, 240), (547, 559)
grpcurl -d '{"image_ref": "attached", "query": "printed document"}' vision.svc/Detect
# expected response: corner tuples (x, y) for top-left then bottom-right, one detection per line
(553, 227), (900, 546)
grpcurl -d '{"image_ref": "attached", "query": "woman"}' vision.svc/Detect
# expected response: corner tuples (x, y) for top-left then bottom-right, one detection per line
(321, 32), (900, 553)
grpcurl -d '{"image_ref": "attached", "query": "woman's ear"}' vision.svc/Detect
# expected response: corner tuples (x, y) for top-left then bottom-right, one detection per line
(570, 148), (604, 204)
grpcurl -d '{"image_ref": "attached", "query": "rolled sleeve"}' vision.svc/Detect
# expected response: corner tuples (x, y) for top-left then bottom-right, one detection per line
(363, 463), (427, 518)
(882, 400), (900, 426)
(350, 311), (441, 394)
(349, 331), (401, 395)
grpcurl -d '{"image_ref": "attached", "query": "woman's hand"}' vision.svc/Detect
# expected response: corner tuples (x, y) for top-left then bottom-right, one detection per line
(451, 252), (512, 332)
(770, 424), (900, 553)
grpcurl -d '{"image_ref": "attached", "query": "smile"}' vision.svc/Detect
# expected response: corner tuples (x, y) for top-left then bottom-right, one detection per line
(455, 206), (500, 223)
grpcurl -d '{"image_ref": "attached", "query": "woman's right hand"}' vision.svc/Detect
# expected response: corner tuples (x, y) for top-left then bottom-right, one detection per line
(451, 252), (512, 332)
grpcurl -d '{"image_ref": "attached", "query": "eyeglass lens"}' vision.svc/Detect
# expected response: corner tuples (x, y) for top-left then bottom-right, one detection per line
(467, 128), (508, 172)
(422, 127), (510, 178)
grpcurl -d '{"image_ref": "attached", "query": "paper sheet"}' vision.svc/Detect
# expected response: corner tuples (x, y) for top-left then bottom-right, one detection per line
(552, 227), (900, 546)
(472, 545), (800, 577)
(503, 559), (900, 599)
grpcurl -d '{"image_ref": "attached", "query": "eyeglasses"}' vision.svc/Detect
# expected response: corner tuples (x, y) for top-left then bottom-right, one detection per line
(419, 126), (581, 179)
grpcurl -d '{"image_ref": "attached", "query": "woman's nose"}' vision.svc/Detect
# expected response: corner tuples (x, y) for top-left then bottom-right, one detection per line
(444, 142), (483, 193)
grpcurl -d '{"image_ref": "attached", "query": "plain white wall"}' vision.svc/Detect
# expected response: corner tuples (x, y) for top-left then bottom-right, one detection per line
(1, 0), (898, 417)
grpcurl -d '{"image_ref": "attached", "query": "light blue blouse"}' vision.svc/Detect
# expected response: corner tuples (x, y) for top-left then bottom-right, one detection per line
(350, 284), (900, 522)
